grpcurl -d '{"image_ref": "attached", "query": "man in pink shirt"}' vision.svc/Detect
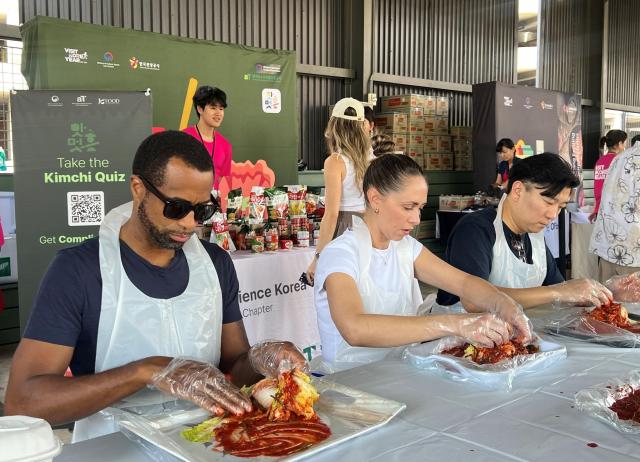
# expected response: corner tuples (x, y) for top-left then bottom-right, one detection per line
(183, 86), (232, 189)
(590, 129), (627, 222)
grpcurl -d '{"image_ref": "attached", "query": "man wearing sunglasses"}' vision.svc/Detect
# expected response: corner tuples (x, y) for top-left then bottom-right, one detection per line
(5, 131), (306, 442)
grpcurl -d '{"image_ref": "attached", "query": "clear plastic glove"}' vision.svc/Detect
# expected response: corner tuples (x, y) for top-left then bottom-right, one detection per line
(489, 292), (533, 344)
(550, 278), (612, 307)
(150, 358), (252, 416)
(452, 313), (511, 348)
(605, 272), (640, 302)
(248, 340), (309, 378)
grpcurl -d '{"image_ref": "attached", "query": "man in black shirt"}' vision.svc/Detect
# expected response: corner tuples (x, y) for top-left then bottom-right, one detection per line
(437, 153), (611, 311)
(5, 131), (305, 441)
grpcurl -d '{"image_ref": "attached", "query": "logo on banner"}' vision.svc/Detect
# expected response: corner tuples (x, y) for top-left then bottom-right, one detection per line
(64, 48), (88, 64)
(73, 95), (92, 107)
(97, 51), (120, 69)
(129, 56), (160, 71)
(67, 122), (99, 153)
(98, 97), (120, 105)
(523, 96), (533, 109)
(256, 64), (282, 75)
(515, 139), (535, 159)
(244, 63), (282, 82)
(540, 100), (554, 110)
(503, 96), (513, 107)
(48, 95), (63, 107)
(262, 88), (282, 113)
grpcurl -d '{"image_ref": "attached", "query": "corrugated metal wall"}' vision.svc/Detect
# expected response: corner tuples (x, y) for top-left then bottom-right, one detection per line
(372, 0), (517, 126)
(538, 0), (600, 99)
(606, 0), (640, 108)
(20, 0), (348, 169)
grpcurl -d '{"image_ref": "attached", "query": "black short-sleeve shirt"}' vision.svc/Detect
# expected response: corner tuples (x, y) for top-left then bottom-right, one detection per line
(436, 207), (564, 306)
(23, 238), (242, 375)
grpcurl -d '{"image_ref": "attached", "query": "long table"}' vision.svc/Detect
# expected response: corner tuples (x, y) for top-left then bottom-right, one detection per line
(231, 248), (321, 361)
(55, 336), (640, 461)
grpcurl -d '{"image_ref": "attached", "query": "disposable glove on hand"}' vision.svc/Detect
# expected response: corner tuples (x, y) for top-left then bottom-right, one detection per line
(605, 272), (640, 303)
(150, 358), (252, 416)
(452, 313), (511, 348)
(248, 340), (309, 378)
(489, 292), (533, 344)
(550, 278), (613, 308)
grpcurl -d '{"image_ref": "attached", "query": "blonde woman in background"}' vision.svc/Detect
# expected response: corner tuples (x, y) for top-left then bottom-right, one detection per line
(305, 98), (373, 284)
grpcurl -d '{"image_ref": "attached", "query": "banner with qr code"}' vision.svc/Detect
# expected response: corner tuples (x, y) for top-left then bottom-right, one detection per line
(11, 90), (152, 331)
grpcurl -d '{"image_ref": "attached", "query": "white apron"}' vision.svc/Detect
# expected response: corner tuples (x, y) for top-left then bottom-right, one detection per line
(72, 202), (223, 442)
(314, 216), (418, 373)
(432, 196), (547, 314)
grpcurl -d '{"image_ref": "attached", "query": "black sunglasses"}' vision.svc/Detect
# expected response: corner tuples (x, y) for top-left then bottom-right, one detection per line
(138, 175), (218, 223)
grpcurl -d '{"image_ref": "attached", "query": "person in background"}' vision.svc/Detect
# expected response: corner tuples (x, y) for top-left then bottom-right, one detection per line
(313, 154), (532, 373)
(494, 138), (517, 189)
(436, 153), (612, 312)
(590, 129), (627, 223)
(5, 131), (305, 442)
(305, 98), (374, 284)
(183, 85), (232, 189)
(590, 142), (640, 281)
(371, 133), (396, 157)
(631, 134), (640, 146)
(364, 105), (375, 136)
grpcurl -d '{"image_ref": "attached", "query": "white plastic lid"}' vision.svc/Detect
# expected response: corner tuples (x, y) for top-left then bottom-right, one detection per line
(0, 416), (62, 462)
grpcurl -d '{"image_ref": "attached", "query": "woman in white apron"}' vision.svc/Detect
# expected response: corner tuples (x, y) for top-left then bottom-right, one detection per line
(312, 154), (533, 373)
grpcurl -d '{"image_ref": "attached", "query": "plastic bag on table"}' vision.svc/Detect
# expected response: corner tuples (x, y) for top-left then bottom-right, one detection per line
(402, 335), (566, 391)
(533, 306), (640, 348)
(575, 369), (640, 441)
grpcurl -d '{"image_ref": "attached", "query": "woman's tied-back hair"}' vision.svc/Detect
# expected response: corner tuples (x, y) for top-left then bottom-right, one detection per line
(363, 154), (425, 206)
(600, 129), (627, 150)
(325, 106), (371, 188)
(371, 134), (396, 157)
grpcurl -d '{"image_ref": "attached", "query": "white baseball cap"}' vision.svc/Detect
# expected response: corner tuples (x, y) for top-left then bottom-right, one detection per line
(331, 97), (365, 122)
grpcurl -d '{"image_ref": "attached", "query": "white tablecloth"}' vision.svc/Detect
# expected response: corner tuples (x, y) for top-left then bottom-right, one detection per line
(231, 248), (321, 360)
(56, 335), (640, 461)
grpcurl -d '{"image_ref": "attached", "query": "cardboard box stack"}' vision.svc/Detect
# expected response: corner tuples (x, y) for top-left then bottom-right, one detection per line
(423, 96), (451, 171)
(450, 126), (473, 171)
(377, 94), (426, 167)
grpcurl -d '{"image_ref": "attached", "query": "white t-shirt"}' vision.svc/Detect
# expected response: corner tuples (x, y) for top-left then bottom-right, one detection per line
(314, 229), (424, 363)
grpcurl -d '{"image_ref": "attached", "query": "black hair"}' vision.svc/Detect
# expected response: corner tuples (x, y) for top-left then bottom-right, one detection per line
(363, 154), (424, 205)
(632, 134), (640, 146)
(600, 129), (627, 150)
(364, 106), (374, 124)
(496, 138), (515, 152)
(192, 85), (228, 118)
(132, 130), (213, 187)
(506, 152), (579, 198)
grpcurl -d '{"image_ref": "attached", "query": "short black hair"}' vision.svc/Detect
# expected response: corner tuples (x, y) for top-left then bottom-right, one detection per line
(363, 154), (424, 206)
(506, 152), (579, 198)
(364, 106), (374, 124)
(632, 134), (640, 146)
(132, 130), (213, 187)
(193, 85), (227, 118)
(496, 138), (515, 152)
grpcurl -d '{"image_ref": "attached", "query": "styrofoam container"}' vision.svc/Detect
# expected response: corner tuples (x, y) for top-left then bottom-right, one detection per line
(0, 416), (62, 462)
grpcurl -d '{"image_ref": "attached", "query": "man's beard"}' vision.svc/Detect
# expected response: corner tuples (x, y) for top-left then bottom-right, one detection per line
(138, 198), (191, 250)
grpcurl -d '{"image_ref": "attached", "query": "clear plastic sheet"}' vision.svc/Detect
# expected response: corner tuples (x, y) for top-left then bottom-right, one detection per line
(575, 369), (640, 441)
(533, 306), (640, 348)
(110, 379), (406, 462)
(402, 335), (566, 391)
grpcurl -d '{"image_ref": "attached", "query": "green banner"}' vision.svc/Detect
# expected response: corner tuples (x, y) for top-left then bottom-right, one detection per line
(20, 16), (298, 185)
(11, 90), (152, 331)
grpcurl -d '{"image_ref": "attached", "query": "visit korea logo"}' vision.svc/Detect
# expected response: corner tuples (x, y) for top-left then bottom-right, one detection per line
(64, 47), (88, 64)
(129, 56), (160, 71)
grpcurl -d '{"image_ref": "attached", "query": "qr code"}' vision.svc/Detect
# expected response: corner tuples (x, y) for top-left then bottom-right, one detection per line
(67, 191), (105, 226)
